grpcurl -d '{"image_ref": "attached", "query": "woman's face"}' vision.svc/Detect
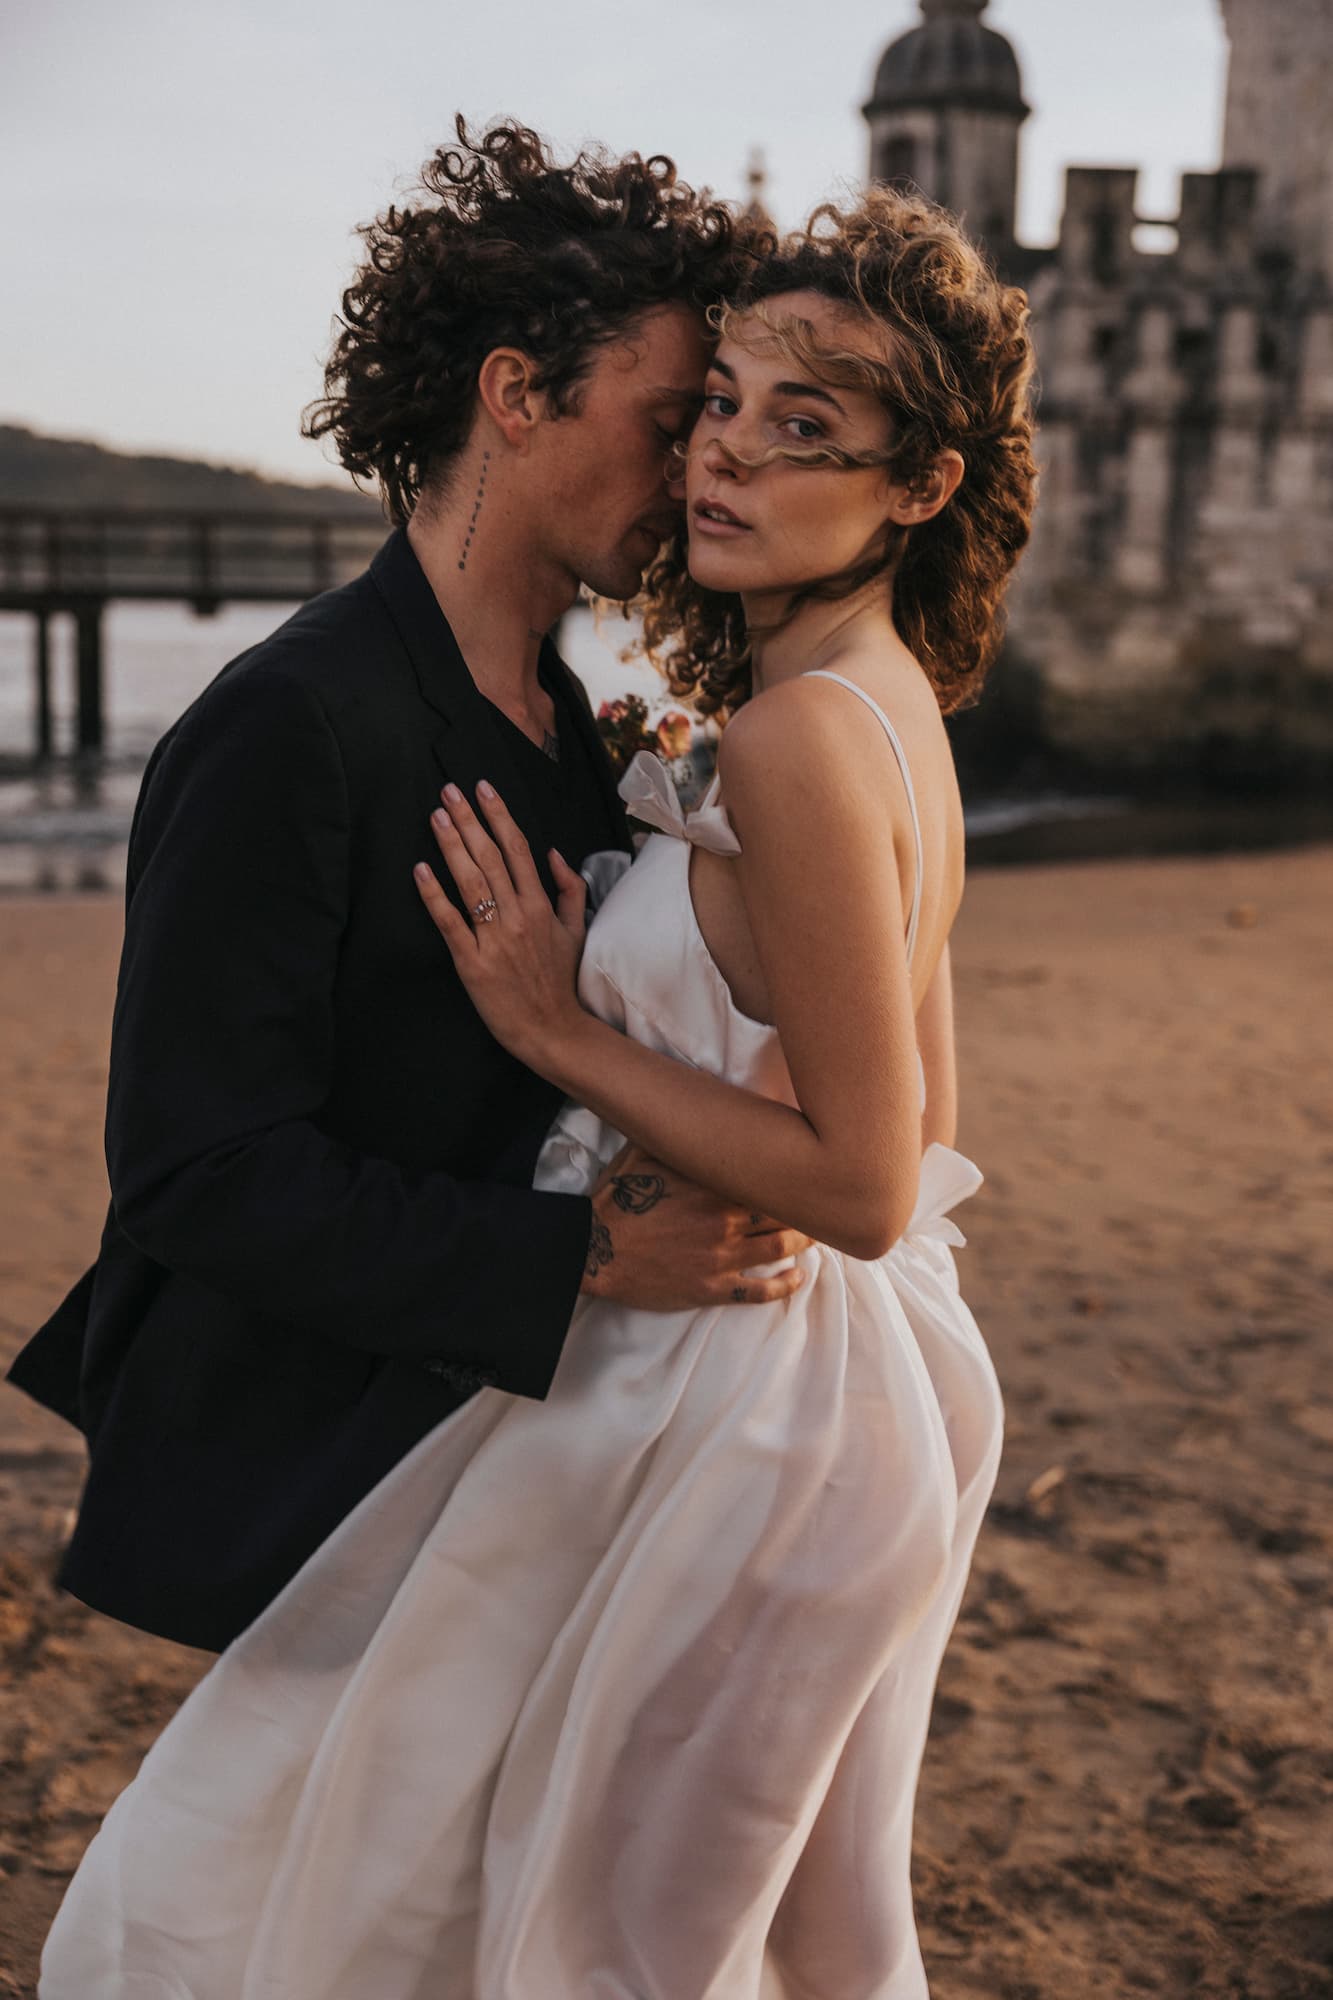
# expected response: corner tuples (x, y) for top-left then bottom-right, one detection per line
(683, 288), (901, 598)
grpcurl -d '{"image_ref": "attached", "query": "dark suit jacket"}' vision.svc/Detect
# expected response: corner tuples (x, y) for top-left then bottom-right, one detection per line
(5, 529), (632, 1652)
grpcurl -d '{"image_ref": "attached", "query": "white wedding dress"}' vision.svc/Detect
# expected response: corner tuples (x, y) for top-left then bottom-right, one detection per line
(41, 671), (1004, 2000)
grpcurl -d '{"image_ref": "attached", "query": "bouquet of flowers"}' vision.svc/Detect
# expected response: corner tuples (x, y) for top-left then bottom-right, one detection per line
(596, 695), (716, 807)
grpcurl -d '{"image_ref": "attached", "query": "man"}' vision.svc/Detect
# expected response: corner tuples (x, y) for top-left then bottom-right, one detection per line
(6, 121), (808, 1653)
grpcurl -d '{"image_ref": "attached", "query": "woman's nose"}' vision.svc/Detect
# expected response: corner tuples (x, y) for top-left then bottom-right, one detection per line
(701, 434), (746, 481)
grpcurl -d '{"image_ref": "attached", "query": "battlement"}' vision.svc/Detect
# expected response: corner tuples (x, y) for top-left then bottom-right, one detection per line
(1056, 168), (1139, 284)
(1175, 169), (1260, 279)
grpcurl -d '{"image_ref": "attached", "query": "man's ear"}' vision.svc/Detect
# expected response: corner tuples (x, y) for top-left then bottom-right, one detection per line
(886, 448), (965, 527)
(476, 347), (542, 452)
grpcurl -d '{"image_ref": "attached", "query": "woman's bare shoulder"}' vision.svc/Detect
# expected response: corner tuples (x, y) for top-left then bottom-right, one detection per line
(719, 648), (965, 969)
(718, 645), (954, 805)
(715, 675), (870, 835)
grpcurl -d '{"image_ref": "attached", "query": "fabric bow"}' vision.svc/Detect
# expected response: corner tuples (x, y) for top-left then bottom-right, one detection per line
(903, 1142), (985, 1248)
(617, 750), (742, 857)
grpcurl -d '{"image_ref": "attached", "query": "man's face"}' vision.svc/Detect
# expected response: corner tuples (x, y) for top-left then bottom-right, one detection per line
(533, 303), (711, 602)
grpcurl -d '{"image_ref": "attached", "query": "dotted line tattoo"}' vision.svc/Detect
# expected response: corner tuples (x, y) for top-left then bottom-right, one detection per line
(458, 450), (490, 572)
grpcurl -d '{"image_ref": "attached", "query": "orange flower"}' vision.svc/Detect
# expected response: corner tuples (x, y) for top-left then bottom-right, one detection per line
(655, 710), (692, 761)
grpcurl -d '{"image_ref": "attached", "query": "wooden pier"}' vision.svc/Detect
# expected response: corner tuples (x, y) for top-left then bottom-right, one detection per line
(0, 507), (387, 760)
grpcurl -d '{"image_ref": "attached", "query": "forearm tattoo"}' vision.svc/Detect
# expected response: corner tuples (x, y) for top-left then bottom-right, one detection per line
(585, 1217), (614, 1277)
(610, 1173), (668, 1215)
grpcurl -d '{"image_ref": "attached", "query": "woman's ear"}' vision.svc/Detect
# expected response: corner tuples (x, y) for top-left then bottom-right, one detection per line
(476, 346), (542, 453)
(886, 449), (965, 527)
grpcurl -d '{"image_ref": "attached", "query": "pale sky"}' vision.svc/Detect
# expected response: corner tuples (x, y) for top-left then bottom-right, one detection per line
(2, 0), (1228, 484)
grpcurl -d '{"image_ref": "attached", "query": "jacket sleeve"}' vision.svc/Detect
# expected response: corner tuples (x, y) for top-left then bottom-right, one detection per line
(105, 662), (591, 1400)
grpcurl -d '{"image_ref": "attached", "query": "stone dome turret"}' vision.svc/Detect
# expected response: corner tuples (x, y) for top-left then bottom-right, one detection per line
(865, 0), (1029, 120)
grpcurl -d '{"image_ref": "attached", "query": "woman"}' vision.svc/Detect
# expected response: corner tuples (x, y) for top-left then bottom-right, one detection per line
(40, 188), (1036, 1999)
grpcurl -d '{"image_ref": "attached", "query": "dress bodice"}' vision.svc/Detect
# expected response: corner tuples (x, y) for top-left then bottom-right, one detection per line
(574, 668), (929, 1110)
(575, 749), (793, 1103)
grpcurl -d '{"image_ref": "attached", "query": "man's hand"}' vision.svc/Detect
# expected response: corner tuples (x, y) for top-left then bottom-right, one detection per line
(580, 1143), (814, 1309)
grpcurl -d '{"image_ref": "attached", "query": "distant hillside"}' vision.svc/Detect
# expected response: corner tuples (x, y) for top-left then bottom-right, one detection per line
(0, 425), (382, 518)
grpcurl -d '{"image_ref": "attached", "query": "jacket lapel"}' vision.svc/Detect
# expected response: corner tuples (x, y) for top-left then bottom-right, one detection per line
(541, 635), (633, 855)
(370, 529), (556, 900)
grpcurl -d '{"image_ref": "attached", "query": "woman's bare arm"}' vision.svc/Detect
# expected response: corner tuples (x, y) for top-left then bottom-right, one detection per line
(916, 941), (957, 1150)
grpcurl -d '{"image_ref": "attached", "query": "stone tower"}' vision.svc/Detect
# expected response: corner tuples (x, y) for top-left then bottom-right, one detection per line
(859, 0), (1333, 779)
(1219, 0), (1333, 275)
(862, 0), (1030, 260)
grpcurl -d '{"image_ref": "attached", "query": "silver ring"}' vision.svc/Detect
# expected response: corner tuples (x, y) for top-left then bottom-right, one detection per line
(471, 897), (498, 924)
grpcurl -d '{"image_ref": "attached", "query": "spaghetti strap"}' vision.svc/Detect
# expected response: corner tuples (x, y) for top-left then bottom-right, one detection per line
(802, 669), (925, 966)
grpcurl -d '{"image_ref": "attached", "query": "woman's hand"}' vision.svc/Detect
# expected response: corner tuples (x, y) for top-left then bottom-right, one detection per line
(413, 780), (589, 1072)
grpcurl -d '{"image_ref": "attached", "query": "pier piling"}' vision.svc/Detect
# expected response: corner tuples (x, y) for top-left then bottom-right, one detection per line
(74, 602), (104, 757)
(2, 507), (386, 770)
(34, 610), (54, 761)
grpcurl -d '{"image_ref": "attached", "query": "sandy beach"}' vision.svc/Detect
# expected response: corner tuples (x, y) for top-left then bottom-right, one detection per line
(1, 847), (1330, 1999)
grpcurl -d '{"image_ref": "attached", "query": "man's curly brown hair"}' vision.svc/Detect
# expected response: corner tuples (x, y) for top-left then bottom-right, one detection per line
(636, 187), (1038, 717)
(302, 118), (764, 525)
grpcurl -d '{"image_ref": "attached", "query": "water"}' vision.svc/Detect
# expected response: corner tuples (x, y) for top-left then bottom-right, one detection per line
(0, 599), (682, 893)
(11, 595), (1318, 894)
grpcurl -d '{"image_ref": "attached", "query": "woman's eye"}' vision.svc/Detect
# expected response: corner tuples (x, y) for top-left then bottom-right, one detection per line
(703, 391), (737, 417)
(782, 415), (824, 443)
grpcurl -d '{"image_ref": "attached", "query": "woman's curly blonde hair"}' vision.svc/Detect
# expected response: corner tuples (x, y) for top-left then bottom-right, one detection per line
(635, 185), (1038, 719)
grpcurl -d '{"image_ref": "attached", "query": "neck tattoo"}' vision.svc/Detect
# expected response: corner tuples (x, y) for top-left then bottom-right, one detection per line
(457, 450), (490, 573)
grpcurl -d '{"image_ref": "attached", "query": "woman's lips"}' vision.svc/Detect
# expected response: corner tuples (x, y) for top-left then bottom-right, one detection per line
(692, 499), (752, 537)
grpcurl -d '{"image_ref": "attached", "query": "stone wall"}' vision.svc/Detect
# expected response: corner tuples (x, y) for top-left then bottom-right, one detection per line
(1011, 165), (1333, 778)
